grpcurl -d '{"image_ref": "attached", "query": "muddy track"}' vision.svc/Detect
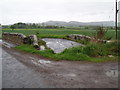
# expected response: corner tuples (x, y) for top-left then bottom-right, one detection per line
(2, 45), (118, 88)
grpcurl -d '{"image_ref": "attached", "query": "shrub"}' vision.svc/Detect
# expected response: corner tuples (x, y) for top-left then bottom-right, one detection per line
(105, 41), (120, 56)
(61, 46), (84, 54)
(82, 41), (120, 57)
(83, 43), (109, 57)
(94, 26), (108, 40)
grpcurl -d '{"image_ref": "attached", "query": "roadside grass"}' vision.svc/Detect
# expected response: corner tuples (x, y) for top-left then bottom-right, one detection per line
(15, 41), (119, 62)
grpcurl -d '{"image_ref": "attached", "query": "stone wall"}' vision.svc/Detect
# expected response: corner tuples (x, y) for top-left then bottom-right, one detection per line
(2, 32), (39, 48)
(29, 35), (39, 48)
(67, 34), (106, 43)
(2, 32), (26, 45)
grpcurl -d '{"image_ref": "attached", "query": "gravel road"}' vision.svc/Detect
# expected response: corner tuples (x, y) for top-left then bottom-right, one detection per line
(2, 45), (118, 88)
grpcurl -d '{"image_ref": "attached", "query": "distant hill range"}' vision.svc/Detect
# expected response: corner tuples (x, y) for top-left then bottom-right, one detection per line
(40, 21), (115, 27)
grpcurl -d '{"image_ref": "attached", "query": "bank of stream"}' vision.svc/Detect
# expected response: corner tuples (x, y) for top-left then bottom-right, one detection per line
(1, 38), (118, 62)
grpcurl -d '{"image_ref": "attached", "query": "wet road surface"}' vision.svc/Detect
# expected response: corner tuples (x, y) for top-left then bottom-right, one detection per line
(2, 46), (52, 88)
(2, 44), (118, 88)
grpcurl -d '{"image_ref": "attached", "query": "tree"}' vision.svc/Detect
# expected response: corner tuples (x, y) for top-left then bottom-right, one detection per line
(10, 25), (15, 31)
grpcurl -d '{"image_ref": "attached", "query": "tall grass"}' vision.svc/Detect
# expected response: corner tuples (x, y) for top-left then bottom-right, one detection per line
(15, 41), (119, 62)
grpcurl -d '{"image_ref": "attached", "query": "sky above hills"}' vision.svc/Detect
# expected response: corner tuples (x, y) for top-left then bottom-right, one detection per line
(1, 0), (119, 25)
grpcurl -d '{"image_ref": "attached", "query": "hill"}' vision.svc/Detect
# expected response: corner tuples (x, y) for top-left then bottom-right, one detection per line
(41, 21), (114, 27)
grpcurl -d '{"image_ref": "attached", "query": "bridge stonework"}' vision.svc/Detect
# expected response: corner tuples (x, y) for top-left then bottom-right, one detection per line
(2, 32), (26, 45)
(2, 32), (39, 48)
(67, 34), (106, 43)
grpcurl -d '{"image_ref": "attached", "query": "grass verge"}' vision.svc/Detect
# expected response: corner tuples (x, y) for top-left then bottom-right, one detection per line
(15, 44), (119, 62)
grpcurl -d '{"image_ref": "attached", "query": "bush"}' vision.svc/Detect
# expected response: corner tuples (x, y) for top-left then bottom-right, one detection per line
(94, 26), (108, 40)
(83, 43), (109, 57)
(82, 41), (120, 57)
(105, 41), (120, 56)
(15, 43), (118, 62)
(56, 41), (119, 60)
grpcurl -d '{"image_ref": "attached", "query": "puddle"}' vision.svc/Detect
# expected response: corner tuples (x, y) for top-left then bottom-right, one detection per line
(105, 69), (118, 77)
(65, 73), (76, 77)
(29, 57), (36, 60)
(56, 73), (76, 77)
(94, 80), (99, 83)
(0, 40), (2, 44)
(31, 60), (38, 65)
(42, 38), (82, 53)
(0, 40), (16, 48)
(31, 59), (51, 66)
(38, 60), (51, 64)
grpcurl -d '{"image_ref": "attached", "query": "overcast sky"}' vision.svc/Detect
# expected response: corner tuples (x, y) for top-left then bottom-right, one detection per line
(118, 1), (120, 22)
(1, 0), (119, 25)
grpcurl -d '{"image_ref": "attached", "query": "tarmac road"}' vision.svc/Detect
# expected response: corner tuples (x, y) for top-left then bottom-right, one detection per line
(2, 45), (118, 88)
(2, 46), (53, 88)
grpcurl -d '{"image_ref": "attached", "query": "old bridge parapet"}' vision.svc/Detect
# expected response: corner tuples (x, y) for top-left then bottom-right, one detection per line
(67, 34), (106, 43)
(2, 32), (39, 48)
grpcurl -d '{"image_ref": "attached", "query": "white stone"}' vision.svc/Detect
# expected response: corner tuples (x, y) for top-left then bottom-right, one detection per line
(40, 45), (45, 50)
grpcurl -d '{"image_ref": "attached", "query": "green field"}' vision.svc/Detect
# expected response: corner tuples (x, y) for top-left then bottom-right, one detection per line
(2, 28), (116, 39)
(2, 28), (119, 62)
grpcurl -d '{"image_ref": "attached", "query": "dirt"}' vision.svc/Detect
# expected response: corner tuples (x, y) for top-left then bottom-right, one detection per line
(2, 45), (119, 88)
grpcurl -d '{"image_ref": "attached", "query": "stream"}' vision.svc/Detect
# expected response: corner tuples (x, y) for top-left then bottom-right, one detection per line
(42, 38), (82, 53)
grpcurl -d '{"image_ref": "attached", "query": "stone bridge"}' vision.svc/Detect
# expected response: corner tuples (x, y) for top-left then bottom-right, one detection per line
(2, 32), (39, 48)
(67, 34), (106, 43)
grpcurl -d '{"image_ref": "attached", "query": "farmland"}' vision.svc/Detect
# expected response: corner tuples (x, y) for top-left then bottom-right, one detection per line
(2, 28), (116, 39)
